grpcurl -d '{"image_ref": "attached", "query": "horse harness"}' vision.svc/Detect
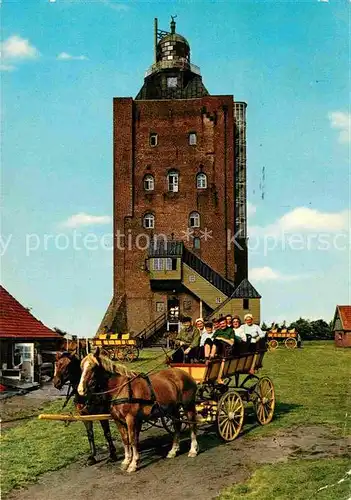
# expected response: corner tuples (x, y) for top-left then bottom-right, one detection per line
(110, 373), (157, 408)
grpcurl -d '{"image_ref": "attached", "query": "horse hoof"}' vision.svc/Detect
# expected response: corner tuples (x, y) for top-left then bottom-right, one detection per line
(107, 454), (118, 463)
(166, 451), (177, 459)
(188, 451), (198, 458)
(86, 457), (97, 466)
(127, 464), (137, 473)
(120, 461), (130, 471)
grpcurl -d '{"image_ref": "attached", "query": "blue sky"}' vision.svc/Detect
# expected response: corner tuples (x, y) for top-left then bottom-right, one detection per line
(1, 0), (349, 336)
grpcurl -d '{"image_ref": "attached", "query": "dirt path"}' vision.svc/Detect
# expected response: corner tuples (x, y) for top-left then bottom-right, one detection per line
(7, 426), (350, 500)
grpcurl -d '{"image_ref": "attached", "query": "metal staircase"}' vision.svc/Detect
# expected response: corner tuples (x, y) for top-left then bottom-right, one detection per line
(134, 313), (167, 344)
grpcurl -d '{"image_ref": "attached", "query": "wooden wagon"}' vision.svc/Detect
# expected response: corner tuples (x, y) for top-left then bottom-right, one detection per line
(267, 328), (298, 350)
(168, 342), (275, 441)
(92, 333), (140, 362)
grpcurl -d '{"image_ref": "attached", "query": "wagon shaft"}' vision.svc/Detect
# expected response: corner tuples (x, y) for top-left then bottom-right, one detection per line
(38, 414), (112, 422)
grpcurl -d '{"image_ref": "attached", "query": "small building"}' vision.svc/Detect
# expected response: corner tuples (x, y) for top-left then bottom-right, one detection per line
(0, 285), (62, 388)
(332, 305), (351, 348)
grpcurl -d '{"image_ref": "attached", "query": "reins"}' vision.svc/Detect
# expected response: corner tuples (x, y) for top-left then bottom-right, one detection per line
(87, 350), (173, 397)
(90, 351), (175, 396)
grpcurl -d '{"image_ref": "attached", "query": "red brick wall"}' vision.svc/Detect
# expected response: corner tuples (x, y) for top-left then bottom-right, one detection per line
(113, 96), (237, 333)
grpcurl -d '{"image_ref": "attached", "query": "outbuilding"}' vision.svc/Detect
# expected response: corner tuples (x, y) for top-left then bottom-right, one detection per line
(332, 305), (351, 348)
(0, 285), (62, 388)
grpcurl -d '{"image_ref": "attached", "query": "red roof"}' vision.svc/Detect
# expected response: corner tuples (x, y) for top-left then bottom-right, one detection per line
(337, 305), (351, 331)
(0, 286), (61, 339)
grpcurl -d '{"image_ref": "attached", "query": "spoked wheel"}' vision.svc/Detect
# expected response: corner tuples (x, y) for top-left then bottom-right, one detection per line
(253, 376), (275, 425)
(268, 339), (279, 351)
(100, 348), (113, 359)
(161, 409), (187, 435)
(216, 390), (244, 442)
(285, 338), (297, 349)
(115, 348), (126, 361)
(124, 346), (139, 362)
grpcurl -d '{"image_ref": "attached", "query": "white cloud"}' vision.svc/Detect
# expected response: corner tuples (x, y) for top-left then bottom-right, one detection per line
(249, 207), (349, 238)
(328, 111), (350, 144)
(0, 63), (15, 72)
(0, 35), (40, 60)
(250, 266), (302, 282)
(247, 202), (257, 217)
(99, 0), (130, 11)
(61, 213), (112, 228)
(57, 52), (89, 61)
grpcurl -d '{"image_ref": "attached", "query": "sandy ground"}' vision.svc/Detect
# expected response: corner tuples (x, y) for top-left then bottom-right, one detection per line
(6, 425), (350, 500)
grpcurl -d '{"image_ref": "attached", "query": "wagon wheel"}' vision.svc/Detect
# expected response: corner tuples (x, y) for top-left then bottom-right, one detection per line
(285, 337), (297, 349)
(216, 390), (244, 442)
(161, 408), (187, 435)
(268, 339), (279, 351)
(100, 348), (113, 359)
(114, 347), (126, 361)
(253, 376), (275, 425)
(124, 346), (139, 363)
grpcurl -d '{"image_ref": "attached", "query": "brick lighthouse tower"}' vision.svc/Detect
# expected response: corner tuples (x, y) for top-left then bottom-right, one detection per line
(98, 18), (261, 340)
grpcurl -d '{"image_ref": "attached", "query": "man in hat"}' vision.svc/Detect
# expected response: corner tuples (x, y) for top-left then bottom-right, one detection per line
(171, 316), (200, 363)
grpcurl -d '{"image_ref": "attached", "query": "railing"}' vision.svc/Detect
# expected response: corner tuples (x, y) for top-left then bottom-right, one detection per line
(134, 313), (167, 341)
(183, 248), (235, 297)
(206, 294), (234, 320)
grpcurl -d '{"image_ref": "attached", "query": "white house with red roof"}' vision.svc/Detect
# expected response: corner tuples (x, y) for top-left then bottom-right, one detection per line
(332, 305), (351, 348)
(0, 285), (62, 387)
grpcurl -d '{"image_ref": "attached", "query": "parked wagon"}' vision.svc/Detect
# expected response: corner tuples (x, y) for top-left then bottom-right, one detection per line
(92, 333), (140, 362)
(267, 328), (298, 350)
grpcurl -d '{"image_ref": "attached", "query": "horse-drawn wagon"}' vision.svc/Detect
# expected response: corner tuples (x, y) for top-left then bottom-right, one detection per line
(267, 328), (298, 350)
(92, 333), (140, 362)
(169, 342), (275, 441)
(41, 340), (275, 470)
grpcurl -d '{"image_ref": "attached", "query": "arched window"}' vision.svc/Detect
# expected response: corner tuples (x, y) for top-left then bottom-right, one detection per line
(143, 213), (155, 229)
(167, 170), (179, 192)
(196, 172), (207, 189)
(143, 174), (154, 191)
(189, 211), (200, 228)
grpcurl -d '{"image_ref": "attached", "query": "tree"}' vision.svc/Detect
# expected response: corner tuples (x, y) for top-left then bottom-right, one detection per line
(310, 319), (332, 340)
(261, 321), (268, 331)
(288, 318), (313, 339)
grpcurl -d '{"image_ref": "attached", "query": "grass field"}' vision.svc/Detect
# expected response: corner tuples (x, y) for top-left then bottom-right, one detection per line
(1, 342), (350, 497)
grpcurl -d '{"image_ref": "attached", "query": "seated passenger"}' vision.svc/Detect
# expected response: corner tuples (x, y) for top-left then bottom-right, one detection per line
(231, 316), (249, 354)
(198, 321), (214, 361)
(209, 317), (235, 358)
(242, 314), (266, 351)
(171, 316), (200, 363)
(225, 314), (233, 328)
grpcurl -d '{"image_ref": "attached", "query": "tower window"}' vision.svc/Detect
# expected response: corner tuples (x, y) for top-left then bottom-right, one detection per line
(143, 174), (154, 191)
(193, 237), (201, 249)
(243, 299), (249, 310)
(149, 133), (158, 147)
(196, 172), (207, 189)
(189, 211), (200, 228)
(167, 77), (177, 88)
(189, 132), (197, 145)
(167, 170), (179, 192)
(166, 258), (177, 271)
(143, 213), (155, 229)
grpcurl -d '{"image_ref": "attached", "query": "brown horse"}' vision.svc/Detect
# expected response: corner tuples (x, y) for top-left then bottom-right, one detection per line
(53, 351), (117, 465)
(77, 350), (199, 473)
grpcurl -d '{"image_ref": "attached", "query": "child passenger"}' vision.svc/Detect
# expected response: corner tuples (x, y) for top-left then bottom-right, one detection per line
(198, 322), (214, 361)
